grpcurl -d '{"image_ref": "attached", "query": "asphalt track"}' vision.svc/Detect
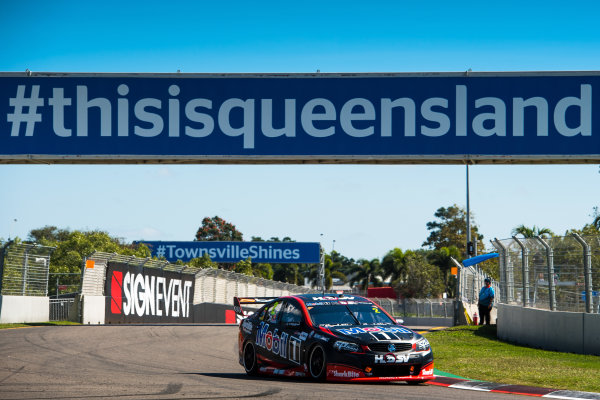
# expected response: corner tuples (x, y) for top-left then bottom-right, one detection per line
(0, 325), (554, 400)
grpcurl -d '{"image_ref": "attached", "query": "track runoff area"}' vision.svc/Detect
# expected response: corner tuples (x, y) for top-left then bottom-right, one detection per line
(1, 325), (599, 400)
(2, 72), (600, 398)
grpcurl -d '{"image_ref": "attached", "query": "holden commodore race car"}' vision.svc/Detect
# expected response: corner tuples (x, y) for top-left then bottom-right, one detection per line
(234, 294), (434, 382)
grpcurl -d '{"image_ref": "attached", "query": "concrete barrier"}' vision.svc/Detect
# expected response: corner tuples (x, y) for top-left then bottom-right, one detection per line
(82, 295), (105, 325)
(0, 295), (49, 323)
(583, 313), (600, 355)
(497, 304), (599, 356)
(192, 303), (236, 323)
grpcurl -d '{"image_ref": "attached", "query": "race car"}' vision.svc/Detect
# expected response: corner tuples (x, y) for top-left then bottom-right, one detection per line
(234, 293), (434, 382)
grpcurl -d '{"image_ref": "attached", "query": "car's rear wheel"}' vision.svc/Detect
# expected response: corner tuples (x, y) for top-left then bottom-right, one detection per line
(243, 342), (259, 375)
(308, 344), (327, 380)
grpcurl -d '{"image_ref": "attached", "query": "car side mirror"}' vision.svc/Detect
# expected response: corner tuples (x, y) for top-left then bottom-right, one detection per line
(396, 318), (404, 325)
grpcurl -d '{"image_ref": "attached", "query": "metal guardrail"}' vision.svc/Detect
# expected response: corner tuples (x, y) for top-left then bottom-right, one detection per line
(0, 243), (55, 296)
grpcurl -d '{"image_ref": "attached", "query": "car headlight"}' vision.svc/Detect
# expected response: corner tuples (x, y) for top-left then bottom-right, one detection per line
(333, 340), (360, 352)
(416, 338), (430, 351)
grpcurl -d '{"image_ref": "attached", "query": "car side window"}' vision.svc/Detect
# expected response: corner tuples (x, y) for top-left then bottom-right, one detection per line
(262, 301), (283, 324)
(281, 302), (303, 325)
(256, 305), (269, 321)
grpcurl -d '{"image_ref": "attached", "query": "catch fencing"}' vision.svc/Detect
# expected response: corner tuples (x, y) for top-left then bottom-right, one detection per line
(457, 262), (499, 306)
(193, 267), (312, 305)
(492, 234), (599, 313)
(369, 297), (454, 318)
(0, 243), (55, 296)
(82, 252), (312, 303)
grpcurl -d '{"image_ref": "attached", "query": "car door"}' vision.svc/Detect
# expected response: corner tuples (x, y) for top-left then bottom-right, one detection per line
(254, 300), (284, 365)
(279, 300), (307, 367)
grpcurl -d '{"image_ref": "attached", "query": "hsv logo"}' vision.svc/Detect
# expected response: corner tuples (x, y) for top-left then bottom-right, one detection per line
(374, 353), (410, 364)
(109, 270), (193, 318)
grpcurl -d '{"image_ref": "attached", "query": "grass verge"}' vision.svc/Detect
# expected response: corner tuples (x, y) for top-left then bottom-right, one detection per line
(427, 325), (600, 393)
(0, 321), (81, 329)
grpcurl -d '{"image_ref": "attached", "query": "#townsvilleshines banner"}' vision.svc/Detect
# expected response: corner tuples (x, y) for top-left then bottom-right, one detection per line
(137, 241), (322, 264)
(1, 71), (599, 164)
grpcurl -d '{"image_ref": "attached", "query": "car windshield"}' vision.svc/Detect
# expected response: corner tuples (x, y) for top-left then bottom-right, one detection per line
(307, 302), (395, 327)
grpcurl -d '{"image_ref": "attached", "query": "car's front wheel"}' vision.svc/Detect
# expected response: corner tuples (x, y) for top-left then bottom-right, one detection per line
(308, 344), (327, 380)
(243, 341), (259, 376)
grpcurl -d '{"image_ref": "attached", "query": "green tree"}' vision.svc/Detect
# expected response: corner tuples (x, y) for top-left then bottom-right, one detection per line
(423, 204), (484, 259)
(253, 263), (274, 280)
(195, 216), (243, 241)
(349, 258), (383, 291)
(427, 246), (461, 297)
(273, 263), (302, 285)
(380, 248), (407, 283)
(27, 225), (71, 243)
(393, 253), (444, 298)
(234, 258), (253, 276)
(591, 207), (600, 230)
(27, 228), (150, 296)
(265, 236), (294, 242)
(511, 224), (554, 238)
(174, 253), (218, 269)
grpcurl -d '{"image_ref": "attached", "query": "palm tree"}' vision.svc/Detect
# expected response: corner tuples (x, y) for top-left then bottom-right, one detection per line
(380, 248), (406, 283)
(349, 258), (383, 291)
(511, 225), (554, 238)
(306, 253), (348, 290)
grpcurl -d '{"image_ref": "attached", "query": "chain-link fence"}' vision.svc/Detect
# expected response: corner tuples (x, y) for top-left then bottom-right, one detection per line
(492, 234), (599, 313)
(0, 243), (55, 296)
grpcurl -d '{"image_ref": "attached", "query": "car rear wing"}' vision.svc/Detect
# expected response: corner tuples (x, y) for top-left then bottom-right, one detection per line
(233, 296), (278, 318)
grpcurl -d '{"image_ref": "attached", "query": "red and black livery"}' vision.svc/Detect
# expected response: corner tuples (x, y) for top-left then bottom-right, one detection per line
(235, 293), (434, 383)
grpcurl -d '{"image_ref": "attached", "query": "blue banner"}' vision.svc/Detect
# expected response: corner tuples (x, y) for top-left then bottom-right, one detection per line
(1, 72), (599, 162)
(137, 241), (321, 264)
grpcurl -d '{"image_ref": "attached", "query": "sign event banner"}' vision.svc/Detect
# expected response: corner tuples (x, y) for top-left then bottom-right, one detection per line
(1, 72), (599, 163)
(138, 240), (321, 264)
(105, 261), (195, 324)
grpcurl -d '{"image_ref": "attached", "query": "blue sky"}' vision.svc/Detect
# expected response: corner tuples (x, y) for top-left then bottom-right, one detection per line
(1, 1), (599, 260)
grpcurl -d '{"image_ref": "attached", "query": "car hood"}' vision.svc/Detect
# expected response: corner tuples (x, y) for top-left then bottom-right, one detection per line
(325, 324), (417, 343)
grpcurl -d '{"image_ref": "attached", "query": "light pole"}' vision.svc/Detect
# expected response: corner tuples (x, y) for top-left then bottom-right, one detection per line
(319, 234), (325, 294)
(466, 165), (474, 257)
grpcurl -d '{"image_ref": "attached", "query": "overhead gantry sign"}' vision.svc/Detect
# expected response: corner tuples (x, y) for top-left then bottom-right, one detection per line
(1, 71), (598, 164)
